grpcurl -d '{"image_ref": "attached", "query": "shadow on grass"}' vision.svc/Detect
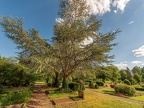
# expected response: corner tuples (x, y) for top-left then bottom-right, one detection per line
(69, 96), (84, 101)
(102, 90), (115, 95)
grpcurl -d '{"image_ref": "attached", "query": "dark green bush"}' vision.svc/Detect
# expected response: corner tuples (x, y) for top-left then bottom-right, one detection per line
(56, 88), (73, 93)
(114, 84), (136, 96)
(69, 82), (85, 91)
(0, 85), (4, 94)
(95, 84), (99, 89)
(96, 80), (104, 86)
(135, 87), (144, 91)
(69, 82), (80, 91)
(0, 90), (32, 106)
(89, 82), (95, 88)
(123, 79), (131, 85)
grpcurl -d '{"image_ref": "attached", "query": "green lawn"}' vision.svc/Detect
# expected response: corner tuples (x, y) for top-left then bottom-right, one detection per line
(48, 89), (143, 108)
(130, 96), (144, 102)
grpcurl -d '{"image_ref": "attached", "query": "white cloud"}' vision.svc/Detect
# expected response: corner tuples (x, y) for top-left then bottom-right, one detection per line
(81, 37), (93, 46)
(114, 62), (128, 70)
(131, 61), (143, 64)
(55, 18), (64, 23)
(85, 0), (130, 15)
(86, 0), (111, 15)
(56, 0), (130, 22)
(112, 0), (130, 13)
(132, 45), (144, 57)
(128, 21), (134, 24)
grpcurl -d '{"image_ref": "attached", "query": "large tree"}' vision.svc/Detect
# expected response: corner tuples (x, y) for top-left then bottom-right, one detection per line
(0, 0), (119, 88)
(132, 66), (142, 75)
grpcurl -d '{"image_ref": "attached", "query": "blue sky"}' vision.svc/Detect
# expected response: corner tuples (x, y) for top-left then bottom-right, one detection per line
(0, 0), (144, 69)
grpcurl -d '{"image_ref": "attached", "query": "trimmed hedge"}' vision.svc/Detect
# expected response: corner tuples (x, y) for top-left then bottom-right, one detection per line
(114, 84), (136, 96)
(69, 82), (85, 91)
(45, 82), (85, 94)
(135, 87), (144, 91)
(96, 80), (104, 86)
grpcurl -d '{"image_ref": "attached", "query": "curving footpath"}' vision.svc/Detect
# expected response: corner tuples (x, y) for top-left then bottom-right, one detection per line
(26, 85), (54, 108)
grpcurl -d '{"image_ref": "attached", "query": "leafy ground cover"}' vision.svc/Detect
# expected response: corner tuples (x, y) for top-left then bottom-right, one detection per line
(0, 89), (32, 106)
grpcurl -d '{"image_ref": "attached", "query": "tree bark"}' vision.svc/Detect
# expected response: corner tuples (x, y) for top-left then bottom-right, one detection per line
(62, 73), (68, 89)
(53, 72), (59, 87)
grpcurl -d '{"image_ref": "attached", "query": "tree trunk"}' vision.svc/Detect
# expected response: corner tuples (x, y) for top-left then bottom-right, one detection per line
(62, 74), (68, 89)
(53, 72), (59, 87)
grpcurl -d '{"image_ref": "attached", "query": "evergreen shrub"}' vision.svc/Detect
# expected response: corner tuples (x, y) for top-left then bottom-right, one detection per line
(123, 79), (131, 85)
(114, 84), (136, 96)
(96, 80), (104, 86)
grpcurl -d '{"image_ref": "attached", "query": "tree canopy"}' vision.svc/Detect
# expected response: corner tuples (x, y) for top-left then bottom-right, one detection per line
(0, 0), (119, 88)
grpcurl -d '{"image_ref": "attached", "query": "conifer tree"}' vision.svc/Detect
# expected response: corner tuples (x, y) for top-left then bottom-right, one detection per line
(0, 0), (119, 88)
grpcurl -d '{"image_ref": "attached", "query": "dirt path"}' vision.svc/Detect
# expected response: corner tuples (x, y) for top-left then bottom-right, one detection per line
(86, 89), (144, 105)
(26, 86), (54, 108)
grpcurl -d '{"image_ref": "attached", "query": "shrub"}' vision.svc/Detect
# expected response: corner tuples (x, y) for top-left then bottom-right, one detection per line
(0, 85), (4, 94)
(129, 78), (137, 85)
(56, 88), (73, 93)
(89, 82), (95, 88)
(69, 82), (85, 91)
(123, 79), (131, 85)
(114, 84), (136, 96)
(0, 90), (32, 106)
(69, 82), (80, 91)
(135, 87), (144, 91)
(95, 84), (99, 89)
(96, 80), (104, 86)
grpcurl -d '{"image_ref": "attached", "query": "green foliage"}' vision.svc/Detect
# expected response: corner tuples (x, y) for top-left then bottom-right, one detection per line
(0, 58), (38, 87)
(132, 66), (141, 75)
(107, 65), (120, 83)
(120, 69), (127, 81)
(129, 78), (137, 85)
(133, 73), (141, 83)
(96, 79), (104, 86)
(95, 83), (99, 89)
(0, 0), (119, 89)
(69, 82), (80, 91)
(0, 90), (32, 106)
(135, 87), (144, 91)
(89, 81), (95, 88)
(0, 85), (4, 94)
(114, 84), (136, 96)
(123, 79), (131, 85)
(68, 82), (85, 91)
(126, 67), (133, 80)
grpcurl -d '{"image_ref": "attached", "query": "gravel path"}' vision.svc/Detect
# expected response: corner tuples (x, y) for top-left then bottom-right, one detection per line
(26, 86), (55, 108)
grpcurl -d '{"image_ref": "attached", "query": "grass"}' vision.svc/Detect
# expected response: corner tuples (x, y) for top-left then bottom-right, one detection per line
(92, 86), (115, 95)
(130, 96), (144, 102)
(48, 92), (78, 99)
(48, 89), (143, 108)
